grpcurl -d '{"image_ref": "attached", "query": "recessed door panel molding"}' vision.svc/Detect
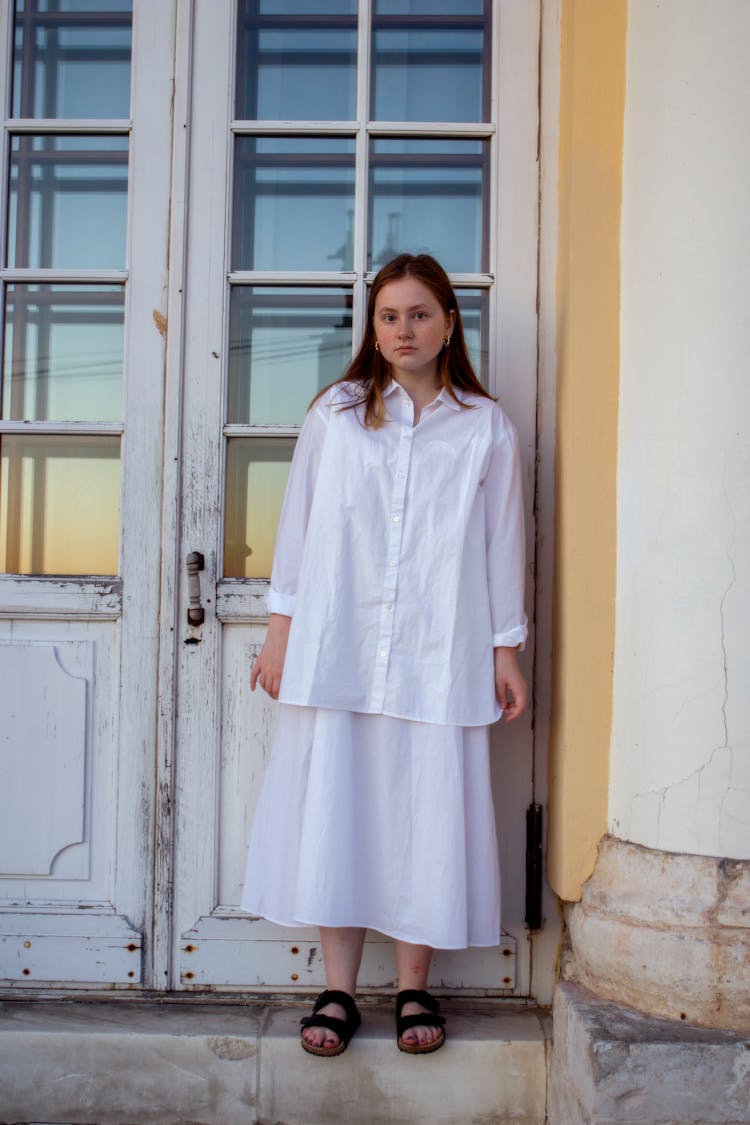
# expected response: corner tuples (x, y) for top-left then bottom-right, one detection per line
(0, 642), (89, 878)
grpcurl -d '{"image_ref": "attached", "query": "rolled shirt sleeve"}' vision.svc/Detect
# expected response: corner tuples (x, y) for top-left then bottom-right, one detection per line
(266, 402), (329, 617)
(484, 411), (528, 650)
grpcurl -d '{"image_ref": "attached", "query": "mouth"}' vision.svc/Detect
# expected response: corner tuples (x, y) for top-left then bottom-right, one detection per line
(395, 346), (415, 353)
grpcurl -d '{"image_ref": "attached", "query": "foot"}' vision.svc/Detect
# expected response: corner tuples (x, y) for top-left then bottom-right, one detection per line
(301, 999), (347, 1052)
(398, 1000), (444, 1050)
(299, 989), (361, 1057)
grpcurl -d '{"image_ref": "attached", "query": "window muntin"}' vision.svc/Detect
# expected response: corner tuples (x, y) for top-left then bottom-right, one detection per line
(12, 0), (133, 119)
(0, 433), (120, 575)
(235, 0), (358, 122)
(3, 284), (124, 422)
(228, 287), (353, 426)
(8, 135), (129, 269)
(0, 2), (131, 577)
(368, 137), (487, 272)
(232, 137), (356, 271)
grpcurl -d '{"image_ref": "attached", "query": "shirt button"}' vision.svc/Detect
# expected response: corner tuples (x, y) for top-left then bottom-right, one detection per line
(388, 559), (397, 566)
(378, 649), (387, 658)
(397, 471), (406, 479)
(392, 515), (400, 523)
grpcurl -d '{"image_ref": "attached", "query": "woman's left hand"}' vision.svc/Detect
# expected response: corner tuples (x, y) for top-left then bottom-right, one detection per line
(494, 647), (527, 722)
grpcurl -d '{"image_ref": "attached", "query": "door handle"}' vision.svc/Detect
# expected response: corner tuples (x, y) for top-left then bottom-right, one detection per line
(186, 551), (205, 626)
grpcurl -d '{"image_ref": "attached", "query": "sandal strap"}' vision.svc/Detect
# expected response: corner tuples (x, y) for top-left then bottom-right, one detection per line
(397, 1011), (446, 1036)
(299, 989), (361, 1043)
(395, 989), (442, 1018)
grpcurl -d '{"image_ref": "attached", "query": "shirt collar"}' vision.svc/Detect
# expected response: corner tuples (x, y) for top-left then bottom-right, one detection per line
(384, 379), (463, 412)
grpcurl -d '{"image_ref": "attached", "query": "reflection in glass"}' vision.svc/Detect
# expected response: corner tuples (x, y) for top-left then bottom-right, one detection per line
(455, 289), (488, 386)
(8, 135), (128, 269)
(228, 287), (352, 425)
(225, 437), (295, 579)
(369, 138), (487, 273)
(0, 434), (120, 575)
(3, 285), (124, 422)
(232, 136), (355, 271)
(375, 1), (484, 13)
(236, 0), (357, 121)
(13, 1), (132, 120)
(371, 2), (488, 123)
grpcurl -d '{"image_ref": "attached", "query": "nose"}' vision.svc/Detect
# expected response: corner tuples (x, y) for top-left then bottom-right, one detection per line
(397, 319), (413, 338)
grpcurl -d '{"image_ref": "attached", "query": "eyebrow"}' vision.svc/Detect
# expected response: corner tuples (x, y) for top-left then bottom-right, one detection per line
(377, 304), (431, 313)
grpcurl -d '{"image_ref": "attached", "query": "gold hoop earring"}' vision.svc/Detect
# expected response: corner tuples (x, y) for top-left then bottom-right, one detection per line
(375, 340), (380, 352)
(443, 336), (451, 348)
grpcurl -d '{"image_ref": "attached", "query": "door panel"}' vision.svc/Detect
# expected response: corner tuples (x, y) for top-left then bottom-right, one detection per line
(0, 0), (175, 989)
(173, 0), (540, 995)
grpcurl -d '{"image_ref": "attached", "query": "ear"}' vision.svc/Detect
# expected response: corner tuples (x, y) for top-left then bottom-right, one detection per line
(446, 308), (456, 335)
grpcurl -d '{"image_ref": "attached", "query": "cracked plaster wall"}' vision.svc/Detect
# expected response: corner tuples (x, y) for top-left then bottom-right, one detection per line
(610, 0), (750, 860)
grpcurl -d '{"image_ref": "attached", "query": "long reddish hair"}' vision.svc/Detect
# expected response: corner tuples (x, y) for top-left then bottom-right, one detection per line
(315, 253), (492, 428)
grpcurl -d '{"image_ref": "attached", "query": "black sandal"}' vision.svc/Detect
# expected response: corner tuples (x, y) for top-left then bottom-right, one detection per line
(300, 989), (361, 1057)
(396, 989), (446, 1054)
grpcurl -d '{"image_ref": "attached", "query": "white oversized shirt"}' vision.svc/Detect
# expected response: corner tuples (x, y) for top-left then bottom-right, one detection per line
(267, 379), (528, 726)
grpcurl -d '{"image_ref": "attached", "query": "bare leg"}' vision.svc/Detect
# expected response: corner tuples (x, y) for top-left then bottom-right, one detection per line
(301, 926), (367, 1051)
(394, 940), (443, 1048)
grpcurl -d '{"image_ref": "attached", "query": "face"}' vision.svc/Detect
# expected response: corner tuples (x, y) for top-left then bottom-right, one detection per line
(373, 276), (455, 385)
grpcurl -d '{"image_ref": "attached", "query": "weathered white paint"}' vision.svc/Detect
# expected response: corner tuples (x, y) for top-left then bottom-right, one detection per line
(0, 0), (176, 986)
(611, 0), (750, 859)
(0, 643), (88, 876)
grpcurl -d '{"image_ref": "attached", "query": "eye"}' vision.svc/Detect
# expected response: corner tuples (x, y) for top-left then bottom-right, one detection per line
(382, 312), (396, 322)
(413, 311), (426, 320)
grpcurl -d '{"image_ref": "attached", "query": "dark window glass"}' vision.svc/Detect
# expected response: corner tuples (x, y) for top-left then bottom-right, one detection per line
(369, 137), (488, 272)
(232, 136), (356, 271)
(7, 134), (129, 269)
(371, 0), (489, 122)
(236, 0), (357, 121)
(12, 0), (132, 119)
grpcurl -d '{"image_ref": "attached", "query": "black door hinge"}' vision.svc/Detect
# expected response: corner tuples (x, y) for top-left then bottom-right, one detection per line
(525, 803), (543, 931)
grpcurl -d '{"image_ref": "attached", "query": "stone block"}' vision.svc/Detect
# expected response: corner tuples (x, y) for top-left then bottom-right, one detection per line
(256, 1001), (548, 1125)
(548, 981), (750, 1124)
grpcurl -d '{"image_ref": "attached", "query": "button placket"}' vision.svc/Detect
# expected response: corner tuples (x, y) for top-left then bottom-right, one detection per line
(369, 421), (413, 710)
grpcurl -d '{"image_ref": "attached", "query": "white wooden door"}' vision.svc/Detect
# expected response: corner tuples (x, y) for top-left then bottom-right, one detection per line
(0, 0), (175, 990)
(171, 0), (541, 996)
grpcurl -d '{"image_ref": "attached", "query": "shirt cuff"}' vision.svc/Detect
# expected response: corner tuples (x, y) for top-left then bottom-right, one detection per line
(266, 588), (296, 616)
(492, 622), (528, 651)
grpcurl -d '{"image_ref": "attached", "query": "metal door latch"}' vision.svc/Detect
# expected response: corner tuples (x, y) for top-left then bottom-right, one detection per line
(186, 551), (205, 626)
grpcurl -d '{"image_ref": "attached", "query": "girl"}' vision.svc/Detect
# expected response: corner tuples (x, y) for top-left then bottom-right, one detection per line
(244, 253), (527, 1057)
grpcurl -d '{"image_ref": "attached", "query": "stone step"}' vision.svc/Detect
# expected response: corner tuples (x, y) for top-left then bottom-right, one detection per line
(0, 999), (549, 1125)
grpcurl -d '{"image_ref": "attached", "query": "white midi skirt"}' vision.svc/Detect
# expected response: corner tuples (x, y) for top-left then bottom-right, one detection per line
(241, 704), (501, 950)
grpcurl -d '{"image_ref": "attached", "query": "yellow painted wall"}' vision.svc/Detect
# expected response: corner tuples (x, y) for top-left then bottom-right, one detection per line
(547, 0), (627, 901)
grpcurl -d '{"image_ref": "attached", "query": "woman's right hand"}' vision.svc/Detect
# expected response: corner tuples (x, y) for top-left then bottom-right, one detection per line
(250, 614), (292, 700)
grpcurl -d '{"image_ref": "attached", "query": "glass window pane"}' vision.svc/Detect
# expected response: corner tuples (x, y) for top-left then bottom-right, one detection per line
(368, 137), (487, 273)
(232, 136), (355, 271)
(224, 437), (295, 579)
(13, 2), (132, 120)
(3, 285), (124, 422)
(236, 1), (357, 121)
(371, 2), (488, 123)
(0, 433), (120, 575)
(375, 1), (484, 13)
(455, 289), (488, 386)
(8, 135), (129, 269)
(228, 287), (352, 425)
